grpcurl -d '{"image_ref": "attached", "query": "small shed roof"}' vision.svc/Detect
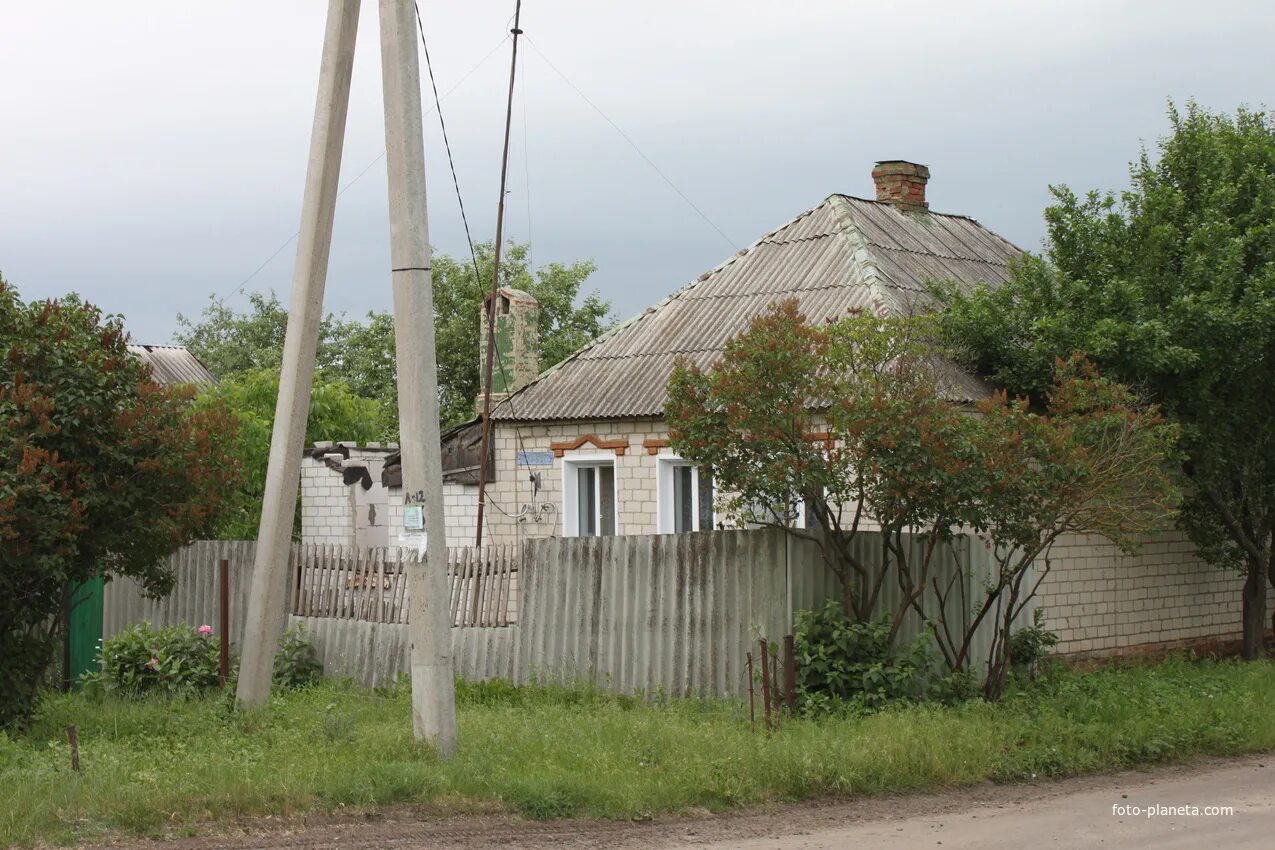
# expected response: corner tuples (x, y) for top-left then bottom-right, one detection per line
(127, 344), (215, 385)
(492, 194), (1020, 423)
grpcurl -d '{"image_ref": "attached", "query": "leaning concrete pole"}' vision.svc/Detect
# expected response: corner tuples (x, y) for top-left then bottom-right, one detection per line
(377, 0), (458, 753)
(235, 0), (361, 709)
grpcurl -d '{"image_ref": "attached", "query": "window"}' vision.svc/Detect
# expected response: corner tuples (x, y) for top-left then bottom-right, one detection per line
(740, 492), (822, 530)
(563, 459), (616, 537)
(658, 459), (714, 533)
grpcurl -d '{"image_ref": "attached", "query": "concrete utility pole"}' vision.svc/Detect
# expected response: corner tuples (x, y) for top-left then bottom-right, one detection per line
(377, 0), (457, 753)
(236, 0), (457, 754)
(236, 0), (361, 709)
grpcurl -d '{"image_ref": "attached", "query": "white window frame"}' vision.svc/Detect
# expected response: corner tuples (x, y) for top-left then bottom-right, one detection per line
(561, 452), (618, 537)
(740, 495), (817, 529)
(656, 453), (715, 533)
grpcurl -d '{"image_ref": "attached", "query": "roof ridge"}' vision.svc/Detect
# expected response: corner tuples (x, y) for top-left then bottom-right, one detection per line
(833, 193), (1025, 253)
(832, 193), (986, 225)
(824, 195), (901, 317)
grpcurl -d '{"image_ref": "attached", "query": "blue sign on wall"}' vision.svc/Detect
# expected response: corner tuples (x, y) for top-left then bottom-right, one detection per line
(517, 450), (555, 467)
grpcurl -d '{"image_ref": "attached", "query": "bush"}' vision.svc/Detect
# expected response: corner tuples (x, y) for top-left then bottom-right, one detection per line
(84, 621), (323, 699)
(272, 624), (323, 690)
(83, 622), (220, 698)
(794, 600), (935, 713)
(1008, 609), (1060, 676)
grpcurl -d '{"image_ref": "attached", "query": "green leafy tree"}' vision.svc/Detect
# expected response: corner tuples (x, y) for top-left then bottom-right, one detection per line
(0, 278), (241, 727)
(177, 241), (612, 429)
(421, 241), (612, 425)
(936, 103), (1275, 658)
(667, 300), (1177, 698)
(194, 368), (384, 539)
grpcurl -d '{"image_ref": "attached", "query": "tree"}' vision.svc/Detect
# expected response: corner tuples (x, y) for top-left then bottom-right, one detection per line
(193, 368), (385, 540)
(0, 278), (241, 727)
(176, 241), (613, 430)
(666, 300), (1177, 698)
(432, 242), (612, 426)
(936, 102), (1275, 659)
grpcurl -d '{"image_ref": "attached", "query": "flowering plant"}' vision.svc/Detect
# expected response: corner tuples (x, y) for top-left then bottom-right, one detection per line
(82, 622), (220, 697)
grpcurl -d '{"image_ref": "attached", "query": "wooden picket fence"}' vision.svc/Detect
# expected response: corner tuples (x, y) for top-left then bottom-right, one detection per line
(290, 543), (518, 627)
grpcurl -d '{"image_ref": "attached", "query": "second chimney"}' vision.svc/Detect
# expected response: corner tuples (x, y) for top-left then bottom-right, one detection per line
(476, 287), (540, 415)
(872, 160), (930, 211)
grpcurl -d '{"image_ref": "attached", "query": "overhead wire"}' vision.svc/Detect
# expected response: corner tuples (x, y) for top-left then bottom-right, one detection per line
(522, 33), (738, 251)
(415, 1), (537, 533)
(521, 51), (534, 271)
(210, 30), (512, 311)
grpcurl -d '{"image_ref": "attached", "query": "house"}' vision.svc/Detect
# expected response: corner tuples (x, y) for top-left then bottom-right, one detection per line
(297, 161), (1269, 663)
(474, 160), (1020, 543)
(301, 160), (1020, 548)
(127, 343), (215, 385)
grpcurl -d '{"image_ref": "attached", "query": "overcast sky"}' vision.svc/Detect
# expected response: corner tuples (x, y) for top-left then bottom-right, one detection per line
(2, 1), (1272, 344)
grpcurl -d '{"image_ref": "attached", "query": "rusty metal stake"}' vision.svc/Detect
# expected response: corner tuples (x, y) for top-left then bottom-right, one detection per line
(66, 724), (80, 772)
(219, 559), (230, 687)
(746, 651), (756, 732)
(759, 638), (772, 733)
(783, 634), (796, 716)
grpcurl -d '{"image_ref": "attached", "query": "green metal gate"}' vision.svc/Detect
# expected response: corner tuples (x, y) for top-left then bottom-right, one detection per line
(66, 575), (104, 686)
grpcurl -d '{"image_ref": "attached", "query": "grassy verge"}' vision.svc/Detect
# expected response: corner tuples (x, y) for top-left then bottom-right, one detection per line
(3, 657), (1274, 846)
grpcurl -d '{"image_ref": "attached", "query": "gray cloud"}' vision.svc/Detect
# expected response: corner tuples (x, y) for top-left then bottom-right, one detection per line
(2, 1), (1271, 342)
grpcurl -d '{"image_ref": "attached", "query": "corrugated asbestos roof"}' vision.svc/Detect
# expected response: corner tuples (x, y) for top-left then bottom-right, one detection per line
(127, 344), (215, 385)
(492, 194), (1021, 422)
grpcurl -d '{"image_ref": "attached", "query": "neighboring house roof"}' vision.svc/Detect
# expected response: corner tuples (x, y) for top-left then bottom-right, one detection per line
(492, 194), (1022, 423)
(127, 344), (215, 385)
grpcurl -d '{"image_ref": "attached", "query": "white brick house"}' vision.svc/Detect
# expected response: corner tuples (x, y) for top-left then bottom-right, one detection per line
(299, 160), (1265, 658)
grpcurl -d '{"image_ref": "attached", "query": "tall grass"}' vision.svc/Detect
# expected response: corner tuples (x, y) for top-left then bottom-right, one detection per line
(2, 658), (1274, 847)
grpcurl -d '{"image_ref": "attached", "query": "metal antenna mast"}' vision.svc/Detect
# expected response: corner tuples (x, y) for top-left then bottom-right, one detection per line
(474, 0), (524, 548)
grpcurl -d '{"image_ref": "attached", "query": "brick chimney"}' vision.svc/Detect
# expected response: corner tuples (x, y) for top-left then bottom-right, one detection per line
(872, 160), (930, 211)
(476, 287), (540, 414)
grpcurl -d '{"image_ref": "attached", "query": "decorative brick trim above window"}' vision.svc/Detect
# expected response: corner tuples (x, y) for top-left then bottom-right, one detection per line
(805, 431), (835, 451)
(549, 434), (629, 457)
(642, 438), (669, 455)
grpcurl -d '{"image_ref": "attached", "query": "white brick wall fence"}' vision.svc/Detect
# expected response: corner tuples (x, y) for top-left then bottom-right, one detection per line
(1036, 530), (1269, 658)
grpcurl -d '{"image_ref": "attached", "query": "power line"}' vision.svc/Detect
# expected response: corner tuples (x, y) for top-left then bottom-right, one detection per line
(416, 0), (536, 536)
(521, 52), (534, 270)
(415, 0), (487, 282)
(211, 31), (512, 311)
(522, 33), (738, 251)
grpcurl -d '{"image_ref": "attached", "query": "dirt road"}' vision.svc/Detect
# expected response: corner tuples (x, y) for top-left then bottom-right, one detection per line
(102, 755), (1274, 850)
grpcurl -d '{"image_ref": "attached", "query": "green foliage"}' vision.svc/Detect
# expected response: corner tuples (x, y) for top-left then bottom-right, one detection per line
(0, 278), (240, 728)
(81, 621), (321, 699)
(936, 102), (1275, 655)
(3, 660), (1275, 845)
(667, 299), (1177, 697)
(1007, 609), (1060, 670)
(176, 241), (613, 430)
(193, 368), (384, 539)
(794, 601), (935, 713)
(81, 623), (220, 698)
(272, 624), (323, 690)
(429, 241), (613, 426)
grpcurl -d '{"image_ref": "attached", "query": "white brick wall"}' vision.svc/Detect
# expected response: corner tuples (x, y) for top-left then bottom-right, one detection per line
(299, 454), (355, 546)
(1036, 530), (1268, 657)
(475, 417), (668, 545)
(300, 424), (1263, 664)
